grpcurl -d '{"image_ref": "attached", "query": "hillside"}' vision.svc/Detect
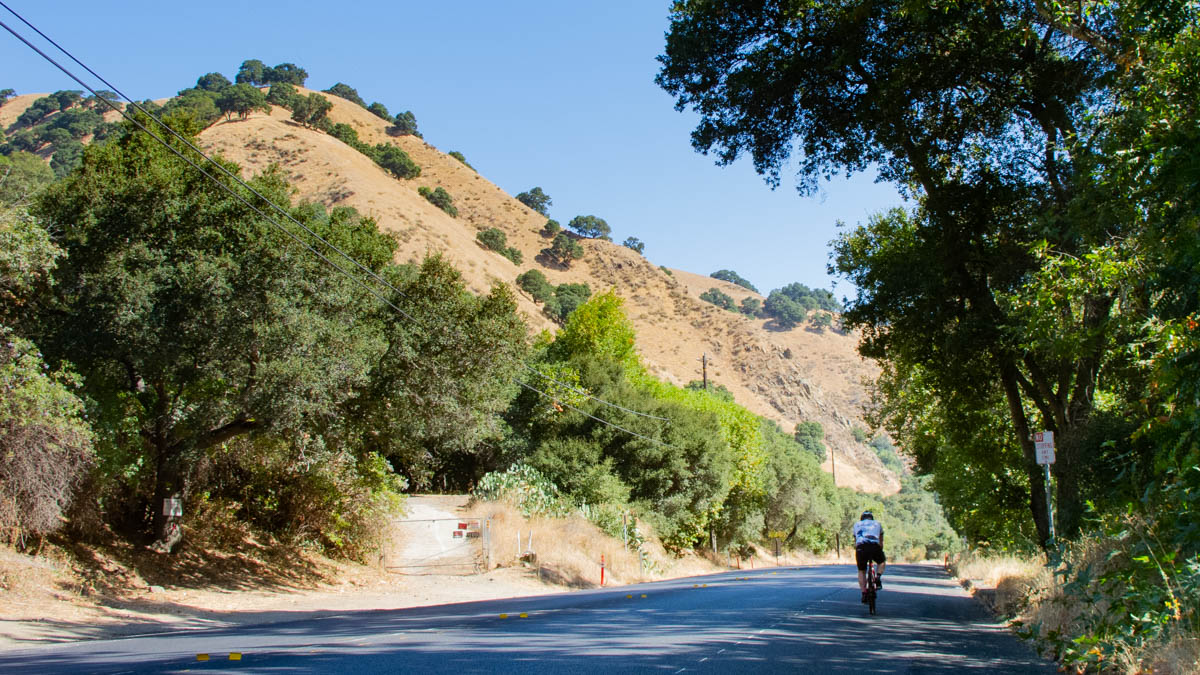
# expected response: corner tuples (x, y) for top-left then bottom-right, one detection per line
(3, 89), (896, 493)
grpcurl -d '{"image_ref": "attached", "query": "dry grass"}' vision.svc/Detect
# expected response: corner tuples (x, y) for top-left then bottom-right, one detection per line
(469, 501), (721, 587)
(951, 541), (1200, 675)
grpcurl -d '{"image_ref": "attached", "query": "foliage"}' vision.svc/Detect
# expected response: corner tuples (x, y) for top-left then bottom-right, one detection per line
(516, 187), (552, 215)
(264, 63), (307, 86)
(266, 82), (300, 109)
(516, 269), (555, 304)
(870, 435), (904, 475)
(216, 83), (269, 120)
(346, 254), (527, 491)
(567, 214), (611, 239)
(418, 186), (458, 217)
(541, 232), (584, 268)
(710, 269), (757, 293)
(0, 89), (14, 106)
(793, 421), (826, 462)
(195, 72), (231, 92)
(552, 290), (637, 366)
(367, 102), (390, 120)
(389, 110), (420, 137)
(547, 282), (591, 324)
(622, 237), (645, 254)
(542, 219), (561, 237)
(448, 151), (473, 170)
(0, 207), (92, 542)
(201, 438), (405, 561)
(476, 228), (507, 252)
(476, 227), (522, 264)
(290, 92), (333, 128)
(31, 124), (400, 543)
(763, 291), (806, 328)
(0, 328), (93, 542)
(0, 151), (54, 206)
(234, 59), (266, 86)
(739, 296), (762, 318)
(323, 82), (366, 107)
(372, 144), (420, 179)
(161, 89), (221, 128)
(472, 463), (570, 517)
(809, 311), (833, 331)
(699, 287), (736, 311)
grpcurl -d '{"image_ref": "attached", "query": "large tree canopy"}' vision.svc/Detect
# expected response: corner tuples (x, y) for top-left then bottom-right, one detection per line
(659, 0), (1196, 546)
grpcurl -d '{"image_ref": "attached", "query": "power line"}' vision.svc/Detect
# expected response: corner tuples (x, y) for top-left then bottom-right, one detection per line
(0, 3), (675, 436)
(514, 380), (669, 447)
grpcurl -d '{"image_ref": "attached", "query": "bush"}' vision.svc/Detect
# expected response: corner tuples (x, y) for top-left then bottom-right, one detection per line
(502, 247), (523, 265)
(517, 269), (555, 303)
(389, 110), (420, 137)
(542, 219), (561, 237)
(323, 82), (366, 107)
(516, 187), (552, 215)
(623, 237), (645, 254)
(448, 151), (474, 169)
(700, 288), (737, 311)
(567, 214), (611, 239)
(267, 82), (300, 109)
(418, 186), (457, 216)
(794, 421), (826, 462)
(374, 144), (420, 179)
(711, 269), (758, 292)
(472, 463), (571, 517)
(367, 102), (390, 120)
(542, 231), (583, 267)
(477, 227), (507, 252)
(740, 296), (762, 317)
(0, 329), (93, 543)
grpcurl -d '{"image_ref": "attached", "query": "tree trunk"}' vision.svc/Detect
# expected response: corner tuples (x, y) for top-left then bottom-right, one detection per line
(150, 440), (184, 553)
(999, 360), (1052, 547)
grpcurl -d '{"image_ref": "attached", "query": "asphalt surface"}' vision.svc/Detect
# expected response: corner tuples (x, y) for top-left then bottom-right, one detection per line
(0, 564), (1055, 673)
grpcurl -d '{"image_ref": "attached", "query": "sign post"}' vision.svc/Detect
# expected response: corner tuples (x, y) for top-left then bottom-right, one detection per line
(1034, 431), (1056, 545)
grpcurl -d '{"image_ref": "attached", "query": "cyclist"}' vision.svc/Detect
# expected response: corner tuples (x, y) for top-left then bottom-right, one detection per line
(853, 510), (886, 603)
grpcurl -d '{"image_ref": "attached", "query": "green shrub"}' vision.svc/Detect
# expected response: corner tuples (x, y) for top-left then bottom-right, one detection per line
(700, 287), (737, 311)
(542, 219), (561, 237)
(448, 151), (474, 169)
(418, 186), (457, 216)
(472, 463), (570, 517)
(477, 227), (507, 252)
(502, 247), (523, 265)
(374, 144), (420, 179)
(517, 269), (555, 303)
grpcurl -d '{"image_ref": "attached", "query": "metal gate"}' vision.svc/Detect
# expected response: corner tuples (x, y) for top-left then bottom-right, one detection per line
(384, 517), (488, 575)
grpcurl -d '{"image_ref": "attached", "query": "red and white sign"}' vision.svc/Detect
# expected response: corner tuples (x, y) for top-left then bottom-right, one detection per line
(1034, 431), (1055, 465)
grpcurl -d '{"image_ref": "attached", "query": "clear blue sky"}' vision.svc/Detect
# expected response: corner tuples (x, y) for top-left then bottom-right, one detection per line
(0, 0), (903, 297)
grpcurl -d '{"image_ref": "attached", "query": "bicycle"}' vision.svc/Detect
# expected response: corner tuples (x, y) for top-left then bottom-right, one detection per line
(864, 560), (880, 615)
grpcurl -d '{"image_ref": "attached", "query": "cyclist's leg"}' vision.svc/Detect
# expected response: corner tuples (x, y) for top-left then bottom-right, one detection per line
(875, 547), (887, 587)
(855, 546), (868, 594)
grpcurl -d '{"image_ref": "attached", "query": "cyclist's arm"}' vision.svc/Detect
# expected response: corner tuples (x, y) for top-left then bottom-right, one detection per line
(880, 531), (885, 549)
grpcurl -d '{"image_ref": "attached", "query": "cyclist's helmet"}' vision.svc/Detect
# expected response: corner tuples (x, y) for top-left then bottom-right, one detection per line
(861, 510), (874, 521)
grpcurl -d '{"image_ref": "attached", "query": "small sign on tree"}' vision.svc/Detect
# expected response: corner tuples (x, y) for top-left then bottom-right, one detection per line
(1034, 431), (1056, 465)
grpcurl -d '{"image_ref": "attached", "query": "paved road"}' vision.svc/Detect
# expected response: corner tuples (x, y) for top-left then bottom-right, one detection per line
(0, 564), (1054, 673)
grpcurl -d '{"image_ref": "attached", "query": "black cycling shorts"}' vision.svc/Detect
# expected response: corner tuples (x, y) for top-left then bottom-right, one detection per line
(855, 542), (886, 571)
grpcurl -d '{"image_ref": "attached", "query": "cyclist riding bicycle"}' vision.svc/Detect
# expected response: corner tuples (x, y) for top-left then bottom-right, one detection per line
(853, 510), (886, 603)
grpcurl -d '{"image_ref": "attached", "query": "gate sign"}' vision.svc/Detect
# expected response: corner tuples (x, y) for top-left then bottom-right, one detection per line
(1034, 431), (1055, 465)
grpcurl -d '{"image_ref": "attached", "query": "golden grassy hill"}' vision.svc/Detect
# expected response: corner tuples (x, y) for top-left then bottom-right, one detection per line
(4, 89), (897, 494)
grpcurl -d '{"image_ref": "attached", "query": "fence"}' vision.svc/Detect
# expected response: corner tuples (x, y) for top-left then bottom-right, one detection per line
(383, 517), (490, 575)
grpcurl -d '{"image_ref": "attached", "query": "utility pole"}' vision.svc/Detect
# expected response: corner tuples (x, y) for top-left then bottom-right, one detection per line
(830, 443), (836, 486)
(698, 353), (710, 390)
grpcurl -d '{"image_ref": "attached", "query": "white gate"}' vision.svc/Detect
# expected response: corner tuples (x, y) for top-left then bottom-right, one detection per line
(384, 517), (488, 575)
